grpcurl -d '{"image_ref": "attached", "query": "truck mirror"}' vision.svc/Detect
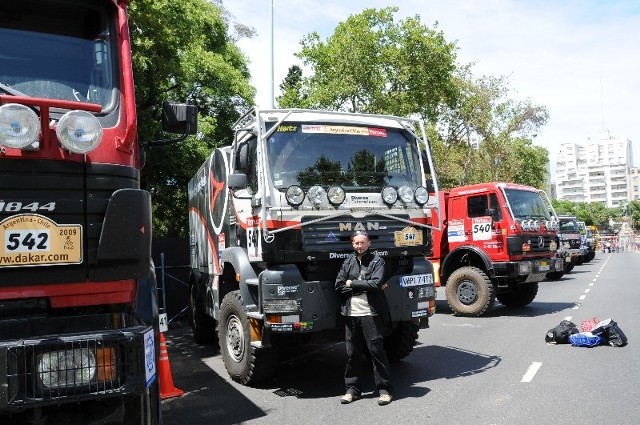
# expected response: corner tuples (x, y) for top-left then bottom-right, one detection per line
(162, 102), (197, 135)
(426, 178), (435, 193)
(236, 142), (249, 170)
(420, 149), (430, 173)
(228, 173), (247, 189)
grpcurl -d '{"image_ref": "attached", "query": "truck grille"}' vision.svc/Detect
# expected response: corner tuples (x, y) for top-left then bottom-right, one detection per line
(0, 159), (138, 285)
(507, 235), (556, 255)
(301, 214), (423, 252)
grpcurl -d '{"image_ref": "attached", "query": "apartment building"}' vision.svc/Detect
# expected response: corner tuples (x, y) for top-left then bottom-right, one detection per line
(555, 131), (634, 207)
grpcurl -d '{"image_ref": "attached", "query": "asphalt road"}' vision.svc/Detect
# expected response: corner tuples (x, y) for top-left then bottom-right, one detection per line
(161, 251), (640, 425)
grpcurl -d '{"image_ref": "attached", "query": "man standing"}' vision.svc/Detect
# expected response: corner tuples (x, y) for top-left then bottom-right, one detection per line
(335, 230), (393, 406)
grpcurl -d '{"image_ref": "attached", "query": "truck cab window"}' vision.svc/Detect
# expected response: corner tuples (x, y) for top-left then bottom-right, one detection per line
(0, 1), (116, 110)
(467, 195), (488, 218)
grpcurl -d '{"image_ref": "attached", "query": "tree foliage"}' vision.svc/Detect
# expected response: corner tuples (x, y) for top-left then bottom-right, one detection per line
(432, 70), (549, 189)
(278, 7), (550, 191)
(281, 7), (459, 122)
(128, 0), (254, 236)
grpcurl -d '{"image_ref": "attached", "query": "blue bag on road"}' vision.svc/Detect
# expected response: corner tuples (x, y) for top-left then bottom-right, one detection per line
(569, 332), (602, 347)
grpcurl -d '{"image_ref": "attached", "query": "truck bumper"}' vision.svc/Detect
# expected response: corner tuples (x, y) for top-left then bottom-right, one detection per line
(0, 325), (155, 412)
(494, 257), (564, 283)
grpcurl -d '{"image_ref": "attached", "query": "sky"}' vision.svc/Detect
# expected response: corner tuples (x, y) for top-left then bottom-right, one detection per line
(222, 0), (640, 169)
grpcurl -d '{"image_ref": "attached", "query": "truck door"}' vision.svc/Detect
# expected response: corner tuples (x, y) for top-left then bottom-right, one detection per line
(463, 193), (504, 255)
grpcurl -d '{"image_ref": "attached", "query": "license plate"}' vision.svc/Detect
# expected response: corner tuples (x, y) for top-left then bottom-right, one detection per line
(399, 273), (433, 287)
(0, 214), (82, 268)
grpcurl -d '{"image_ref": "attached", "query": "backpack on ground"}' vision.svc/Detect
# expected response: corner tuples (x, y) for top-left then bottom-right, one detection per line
(590, 318), (628, 347)
(545, 320), (579, 344)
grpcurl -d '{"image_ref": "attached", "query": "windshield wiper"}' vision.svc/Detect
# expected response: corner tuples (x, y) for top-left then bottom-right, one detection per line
(0, 82), (28, 97)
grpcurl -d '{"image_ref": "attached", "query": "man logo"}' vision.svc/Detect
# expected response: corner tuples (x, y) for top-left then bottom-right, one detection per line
(339, 222), (380, 232)
(538, 236), (545, 249)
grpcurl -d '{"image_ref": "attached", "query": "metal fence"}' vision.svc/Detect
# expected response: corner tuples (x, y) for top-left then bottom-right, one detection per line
(152, 237), (190, 324)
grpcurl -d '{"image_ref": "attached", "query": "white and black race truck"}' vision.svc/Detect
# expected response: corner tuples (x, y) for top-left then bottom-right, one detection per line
(187, 108), (440, 385)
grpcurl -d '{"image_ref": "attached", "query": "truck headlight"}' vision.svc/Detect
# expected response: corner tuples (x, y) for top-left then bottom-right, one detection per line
(381, 186), (398, 205)
(414, 186), (429, 206)
(307, 186), (326, 206)
(398, 185), (414, 203)
(56, 110), (103, 154)
(518, 262), (532, 275)
(0, 103), (41, 149)
(285, 185), (305, 206)
(327, 186), (346, 206)
(36, 347), (117, 391)
(37, 348), (96, 390)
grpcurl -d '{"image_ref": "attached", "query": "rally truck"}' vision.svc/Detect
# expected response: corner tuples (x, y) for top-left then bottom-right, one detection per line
(0, 1), (195, 423)
(557, 214), (584, 269)
(428, 182), (564, 316)
(188, 108), (439, 385)
(578, 221), (596, 263)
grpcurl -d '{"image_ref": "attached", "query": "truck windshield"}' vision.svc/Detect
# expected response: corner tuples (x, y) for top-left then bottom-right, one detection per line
(559, 218), (579, 232)
(0, 1), (115, 109)
(504, 189), (552, 221)
(265, 122), (422, 191)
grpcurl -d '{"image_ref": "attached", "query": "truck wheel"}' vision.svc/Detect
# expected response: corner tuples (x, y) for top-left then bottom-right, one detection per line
(545, 270), (565, 281)
(218, 290), (278, 385)
(585, 251), (595, 262)
(565, 263), (574, 273)
(445, 266), (495, 317)
(496, 282), (538, 307)
(384, 321), (419, 362)
(189, 285), (217, 345)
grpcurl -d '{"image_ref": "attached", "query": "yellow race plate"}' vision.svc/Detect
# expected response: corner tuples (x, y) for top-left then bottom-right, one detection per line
(0, 214), (82, 267)
(394, 226), (423, 247)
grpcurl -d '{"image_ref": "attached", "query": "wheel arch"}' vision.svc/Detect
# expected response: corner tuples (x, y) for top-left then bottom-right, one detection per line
(441, 246), (494, 284)
(219, 246), (258, 311)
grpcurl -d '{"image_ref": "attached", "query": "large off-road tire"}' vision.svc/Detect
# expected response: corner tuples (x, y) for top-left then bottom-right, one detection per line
(218, 290), (278, 385)
(445, 266), (495, 317)
(565, 263), (575, 273)
(190, 284), (217, 345)
(545, 270), (565, 281)
(384, 321), (419, 362)
(585, 251), (595, 262)
(496, 282), (539, 307)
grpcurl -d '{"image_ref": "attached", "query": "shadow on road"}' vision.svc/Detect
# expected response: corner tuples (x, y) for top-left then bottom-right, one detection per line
(161, 325), (268, 424)
(161, 321), (502, 423)
(435, 298), (576, 318)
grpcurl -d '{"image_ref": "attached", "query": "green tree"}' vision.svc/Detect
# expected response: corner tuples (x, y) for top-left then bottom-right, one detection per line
(284, 8), (550, 190)
(433, 70), (549, 189)
(128, 0), (255, 236)
(292, 7), (459, 121)
(277, 65), (306, 108)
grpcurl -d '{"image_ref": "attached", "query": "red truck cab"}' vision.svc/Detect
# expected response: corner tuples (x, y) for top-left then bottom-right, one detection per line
(0, 1), (168, 423)
(429, 182), (562, 316)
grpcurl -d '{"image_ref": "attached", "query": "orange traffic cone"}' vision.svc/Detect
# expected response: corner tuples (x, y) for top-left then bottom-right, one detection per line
(158, 332), (184, 399)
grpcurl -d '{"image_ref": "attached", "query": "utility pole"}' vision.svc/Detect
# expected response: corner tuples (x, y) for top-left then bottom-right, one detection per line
(270, 0), (275, 108)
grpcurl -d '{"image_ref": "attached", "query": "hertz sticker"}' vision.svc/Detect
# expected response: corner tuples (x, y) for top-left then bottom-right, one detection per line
(394, 226), (423, 247)
(0, 214), (82, 268)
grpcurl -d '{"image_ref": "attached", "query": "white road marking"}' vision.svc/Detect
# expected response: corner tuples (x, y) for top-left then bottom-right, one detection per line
(564, 316), (572, 321)
(585, 289), (590, 293)
(521, 362), (542, 383)
(579, 295), (586, 300)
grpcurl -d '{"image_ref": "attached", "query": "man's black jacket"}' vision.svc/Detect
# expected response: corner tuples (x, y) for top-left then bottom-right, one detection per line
(335, 250), (389, 317)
